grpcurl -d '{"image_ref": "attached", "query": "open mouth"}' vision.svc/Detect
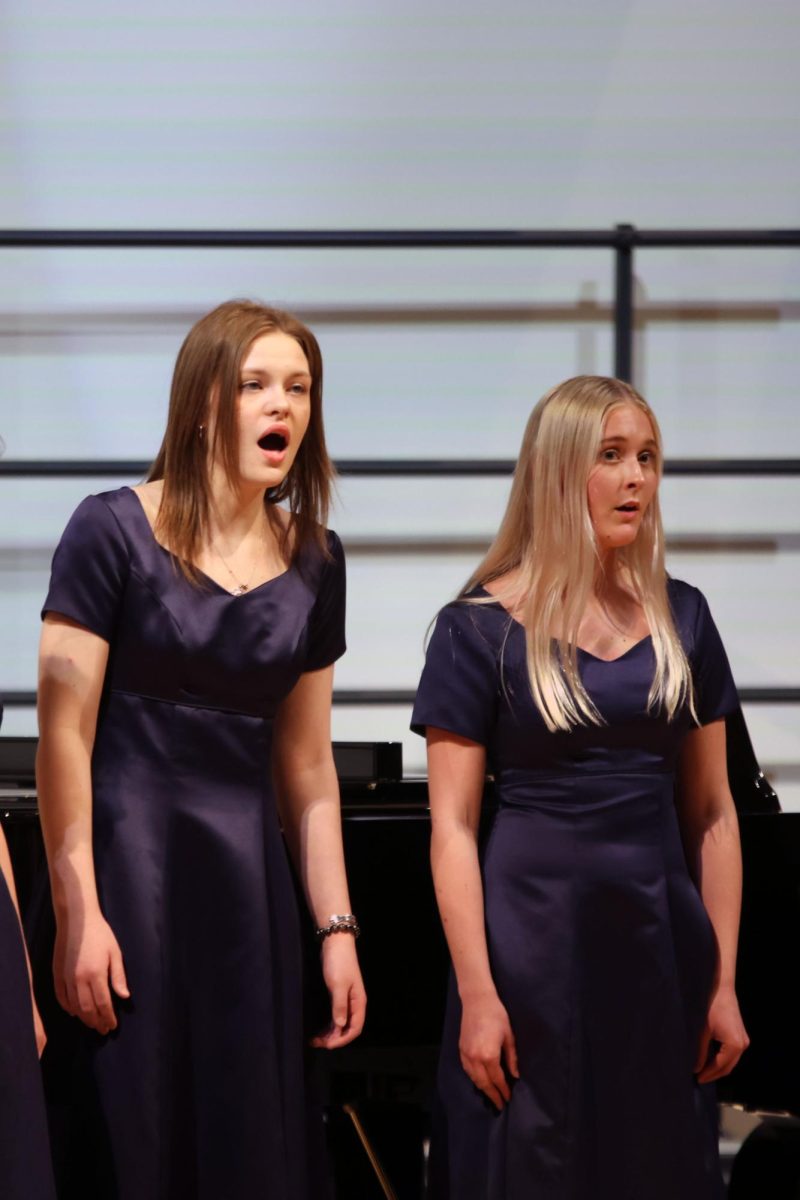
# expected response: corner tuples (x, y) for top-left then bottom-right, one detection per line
(258, 431), (288, 452)
(615, 502), (639, 513)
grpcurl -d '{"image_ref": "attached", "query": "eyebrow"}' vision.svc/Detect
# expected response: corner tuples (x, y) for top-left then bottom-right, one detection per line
(239, 366), (312, 380)
(601, 435), (657, 447)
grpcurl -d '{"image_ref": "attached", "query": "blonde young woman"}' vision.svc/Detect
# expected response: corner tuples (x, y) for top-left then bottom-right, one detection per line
(36, 301), (365, 1199)
(412, 376), (748, 1199)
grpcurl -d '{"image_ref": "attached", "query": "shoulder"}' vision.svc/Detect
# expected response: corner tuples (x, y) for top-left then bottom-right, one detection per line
(286, 509), (343, 568)
(296, 526), (345, 607)
(666, 577), (719, 655)
(311, 526), (344, 573)
(45, 491), (133, 636)
(129, 481), (162, 527)
(299, 528), (347, 666)
(413, 593), (503, 736)
(430, 593), (508, 655)
(666, 576), (707, 619)
(317, 528), (345, 587)
(59, 488), (133, 546)
(323, 527), (344, 560)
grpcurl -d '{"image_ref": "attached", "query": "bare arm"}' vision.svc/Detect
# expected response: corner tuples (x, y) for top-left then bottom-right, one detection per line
(36, 614), (129, 1034)
(272, 665), (366, 1049)
(428, 728), (519, 1109)
(676, 717), (749, 1081)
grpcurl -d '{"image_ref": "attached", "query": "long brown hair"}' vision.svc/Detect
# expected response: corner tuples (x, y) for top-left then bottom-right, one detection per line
(464, 375), (693, 731)
(148, 300), (334, 575)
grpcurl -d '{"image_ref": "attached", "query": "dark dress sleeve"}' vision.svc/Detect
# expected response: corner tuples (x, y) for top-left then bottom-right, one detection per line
(411, 604), (498, 745)
(42, 494), (130, 642)
(304, 530), (347, 671)
(688, 588), (739, 726)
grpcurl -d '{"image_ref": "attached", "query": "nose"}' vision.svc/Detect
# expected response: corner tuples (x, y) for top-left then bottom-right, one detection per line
(625, 456), (644, 487)
(264, 385), (289, 417)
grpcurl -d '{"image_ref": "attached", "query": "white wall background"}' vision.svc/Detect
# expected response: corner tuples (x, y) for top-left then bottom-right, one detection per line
(1, 0), (798, 805)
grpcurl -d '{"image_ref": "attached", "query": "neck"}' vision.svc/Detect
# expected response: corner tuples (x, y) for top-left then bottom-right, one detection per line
(593, 549), (618, 595)
(207, 470), (269, 546)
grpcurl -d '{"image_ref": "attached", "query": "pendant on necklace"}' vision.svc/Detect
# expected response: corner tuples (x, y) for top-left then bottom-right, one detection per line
(231, 584), (247, 597)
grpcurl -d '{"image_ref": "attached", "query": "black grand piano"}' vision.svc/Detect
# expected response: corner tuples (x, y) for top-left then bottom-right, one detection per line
(2, 708), (799, 1198)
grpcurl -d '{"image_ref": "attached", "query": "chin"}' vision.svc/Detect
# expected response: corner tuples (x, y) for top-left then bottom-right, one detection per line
(245, 464), (289, 489)
(600, 529), (640, 553)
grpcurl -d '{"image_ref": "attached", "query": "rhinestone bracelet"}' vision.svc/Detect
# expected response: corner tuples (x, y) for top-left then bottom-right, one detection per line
(315, 913), (361, 942)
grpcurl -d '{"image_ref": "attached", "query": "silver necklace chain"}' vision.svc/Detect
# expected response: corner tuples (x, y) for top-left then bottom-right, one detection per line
(211, 538), (261, 597)
(598, 598), (635, 642)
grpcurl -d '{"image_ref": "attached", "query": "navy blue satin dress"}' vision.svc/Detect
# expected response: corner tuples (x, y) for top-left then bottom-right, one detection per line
(412, 581), (738, 1200)
(42, 487), (345, 1199)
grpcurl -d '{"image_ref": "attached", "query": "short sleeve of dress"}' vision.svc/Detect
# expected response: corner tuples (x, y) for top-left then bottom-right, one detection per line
(688, 588), (739, 726)
(42, 494), (130, 642)
(411, 604), (498, 745)
(304, 530), (347, 671)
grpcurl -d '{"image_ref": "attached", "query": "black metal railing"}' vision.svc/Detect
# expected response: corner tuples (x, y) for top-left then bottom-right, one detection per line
(1, 458), (800, 479)
(2, 223), (799, 709)
(3, 223), (800, 385)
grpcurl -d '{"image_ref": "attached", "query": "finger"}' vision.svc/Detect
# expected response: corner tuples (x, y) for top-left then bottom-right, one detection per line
(333, 1026), (361, 1049)
(463, 1055), (510, 1106)
(698, 1043), (743, 1084)
(335, 990), (367, 1048)
(89, 976), (117, 1034)
(109, 946), (130, 1000)
(470, 1070), (505, 1111)
(54, 973), (71, 1015)
(503, 1029), (520, 1079)
(330, 984), (350, 1032)
(310, 1022), (349, 1050)
(347, 988), (367, 1038)
(486, 1060), (511, 1104)
(694, 1026), (712, 1074)
(75, 980), (102, 1031)
(64, 978), (81, 1018)
(314, 1024), (359, 1050)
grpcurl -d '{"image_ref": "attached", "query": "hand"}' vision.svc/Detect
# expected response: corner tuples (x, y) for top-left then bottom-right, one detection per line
(695, 984), (749, 1083)
(31, 995), (47, 1058)
(459, 991), (520, 1110)
(53, 908), (130, 1035)
(311, 934), (367, 1050)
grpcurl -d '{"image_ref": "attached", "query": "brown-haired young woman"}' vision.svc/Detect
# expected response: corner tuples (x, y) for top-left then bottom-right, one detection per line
(36, 300), (365, 1198)
(413, 376), (748, 1199)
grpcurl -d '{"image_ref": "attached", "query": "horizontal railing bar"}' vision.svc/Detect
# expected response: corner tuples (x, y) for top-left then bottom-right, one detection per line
(337, 459), (800, 478)
(2, 687), (798, 708)
(0, 230), (629, 250)
(738, 688), (800, 704)
(334, 690), (417, 705)
(635, 230), (800, 248)
(0, 460), (150, 477)
(663, 459), (800, 477)
(2, 458), (800, 479)
(0, 229), (799, 251)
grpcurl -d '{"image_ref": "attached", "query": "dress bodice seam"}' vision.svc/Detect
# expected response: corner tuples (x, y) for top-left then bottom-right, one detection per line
(498, 766), (675, 782)
(109, 686), (272, 721)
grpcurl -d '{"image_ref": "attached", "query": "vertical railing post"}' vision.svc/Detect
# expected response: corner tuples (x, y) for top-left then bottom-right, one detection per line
(614, 223), (635, 381)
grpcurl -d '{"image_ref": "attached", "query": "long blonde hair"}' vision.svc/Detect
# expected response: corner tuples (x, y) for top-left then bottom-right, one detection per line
(463, 376), (693, 732)
(149, 300), (334, 578)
